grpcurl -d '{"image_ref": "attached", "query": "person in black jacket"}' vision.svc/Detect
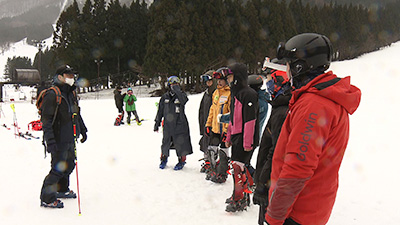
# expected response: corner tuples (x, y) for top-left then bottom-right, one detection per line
(225, 63), (259, 212)
(113, 86), (125, 126)
(40, 65), (88, 208)
(154, 76), (193, 170)
(198, 70), (216, 173)
(253, 67), (291, 225)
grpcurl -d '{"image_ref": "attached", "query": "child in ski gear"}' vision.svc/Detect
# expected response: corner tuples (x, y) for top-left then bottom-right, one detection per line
(123, 87), (141, 125)
(265, 33), (361, 225)
(40, 65), (88, 208)
(252, 63), (291, 225)
(204, 67), (232, 183)
(154, 76), (193, 170)
(198, 70), (217, 173)
(224, 63), (260, 212)
(114, 86), (126, 125)
(248, 74), (270, 137)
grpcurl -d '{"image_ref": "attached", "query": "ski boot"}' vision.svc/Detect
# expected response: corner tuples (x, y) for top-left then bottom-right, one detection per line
(225, 196), (249, 212)
(174, 156), (186, 170)
(56, 190), (77, 199)
(200, 160), (211, 173)
(211, 173), (227, 183)
(159, 155), (168, 169)
(40, 199), (64, 208)
(211, 149), (229, 184)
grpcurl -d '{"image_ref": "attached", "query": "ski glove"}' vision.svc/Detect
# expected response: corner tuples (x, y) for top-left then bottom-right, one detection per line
(46, 141), (58, 153)
(154, 124), (159, 132)
(253, 183), (269, 206)
(80, 133), (87, 143)
(205, 126), (212, 136)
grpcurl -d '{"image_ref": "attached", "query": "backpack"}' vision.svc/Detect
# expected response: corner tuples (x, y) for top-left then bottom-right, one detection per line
(36, 86), (63, 118)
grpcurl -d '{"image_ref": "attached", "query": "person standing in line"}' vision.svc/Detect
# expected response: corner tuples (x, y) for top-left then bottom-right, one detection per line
(204, 67), (232, 183)
(248, 74), (270, 137)
(40, 65), (88, 208)
(198, 70), (217, 173)
(252, 65), (291, 225)
(224, 63), (260, 212)
(154, 76), (193, 170)
(265, 33), (361, 225)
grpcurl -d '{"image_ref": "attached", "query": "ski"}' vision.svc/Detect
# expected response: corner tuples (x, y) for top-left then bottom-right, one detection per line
(18, 132), (31, 140)
(2, 124), (10, 130)
(24, 131), (40, 139)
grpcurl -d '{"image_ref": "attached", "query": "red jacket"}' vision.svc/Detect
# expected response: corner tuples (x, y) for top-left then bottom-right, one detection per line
(265, 71), (361, 225)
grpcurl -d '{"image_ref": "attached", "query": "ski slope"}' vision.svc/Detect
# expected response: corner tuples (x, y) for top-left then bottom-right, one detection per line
(1, 42), (400, 225)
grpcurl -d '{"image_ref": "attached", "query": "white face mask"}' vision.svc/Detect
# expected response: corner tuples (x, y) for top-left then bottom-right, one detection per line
(65, 78), (75, 86)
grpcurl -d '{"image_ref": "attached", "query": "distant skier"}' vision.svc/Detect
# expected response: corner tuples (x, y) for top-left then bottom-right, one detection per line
(40, 65), (88, 208)
(123, 87), (141, 125)
(114, 86), (126, 126)
(154, 76), (193, 170)
(198, 70), (217, 173)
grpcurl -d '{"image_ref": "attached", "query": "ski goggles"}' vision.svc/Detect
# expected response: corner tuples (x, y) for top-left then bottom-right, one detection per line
(200, 74), (212, 84)
(167, 76), (180, 85)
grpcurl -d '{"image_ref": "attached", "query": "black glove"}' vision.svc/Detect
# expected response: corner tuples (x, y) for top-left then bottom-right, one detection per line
(80, 133), (87, 143)
(205, 126), (212, 136)
(253, 183), (269, 206)
(171, 84), (181, 92)
(154, 124), (159, 132)
(46, 140), (58, 153)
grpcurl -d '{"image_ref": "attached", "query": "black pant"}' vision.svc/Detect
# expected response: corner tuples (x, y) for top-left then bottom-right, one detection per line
(40, 143), (75, 203)
(127, 110), (140, 123)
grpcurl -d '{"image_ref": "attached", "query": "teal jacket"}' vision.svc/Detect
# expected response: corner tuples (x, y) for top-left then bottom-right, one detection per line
(123, 94), (137, 111)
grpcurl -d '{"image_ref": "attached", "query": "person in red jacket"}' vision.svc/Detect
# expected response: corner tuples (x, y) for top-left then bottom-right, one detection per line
(264, 33), (361, 225)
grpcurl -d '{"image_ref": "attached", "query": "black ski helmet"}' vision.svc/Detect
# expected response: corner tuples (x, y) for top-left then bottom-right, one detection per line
(248, 75), (264, 90)
(277, 33), (332, 77)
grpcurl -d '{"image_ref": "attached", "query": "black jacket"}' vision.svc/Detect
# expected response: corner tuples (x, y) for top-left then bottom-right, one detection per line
(41, 79), (87, 146)
(228, 63), (260, 163)
(254, 93), (291, 185)
(154, 85), (193, 156)
(114, 89), (124, 110)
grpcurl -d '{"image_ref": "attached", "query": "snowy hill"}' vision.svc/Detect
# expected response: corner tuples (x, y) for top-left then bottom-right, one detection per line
(1, 42), (400, 225)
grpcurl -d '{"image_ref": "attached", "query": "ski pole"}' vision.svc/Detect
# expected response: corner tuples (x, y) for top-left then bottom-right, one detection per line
(0, 102), (6, 118)
(10, 104), (19, 138)
(72, 112), (82, 215)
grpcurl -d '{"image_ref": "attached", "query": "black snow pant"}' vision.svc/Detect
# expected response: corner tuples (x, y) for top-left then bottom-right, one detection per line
(40, 142), (75, 203)
(127, 110), (140, 124)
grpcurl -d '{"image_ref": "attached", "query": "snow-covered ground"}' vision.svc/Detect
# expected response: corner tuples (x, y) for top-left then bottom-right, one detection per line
(1, 42), (400, 225)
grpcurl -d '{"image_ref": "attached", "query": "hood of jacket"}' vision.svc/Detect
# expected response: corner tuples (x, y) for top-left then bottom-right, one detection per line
(229, 63), (248, 94)
(290, 71), (361, 115)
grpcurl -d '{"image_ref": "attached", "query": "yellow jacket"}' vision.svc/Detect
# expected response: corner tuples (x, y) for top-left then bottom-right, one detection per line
(206, 85), (231, 134)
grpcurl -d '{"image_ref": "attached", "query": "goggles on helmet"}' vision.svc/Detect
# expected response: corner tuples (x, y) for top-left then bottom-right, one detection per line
(276, 42), (297, 61)
(200, 74), (212, 84)
(167, 76), (180, 85)
(213, 67), (233, 80)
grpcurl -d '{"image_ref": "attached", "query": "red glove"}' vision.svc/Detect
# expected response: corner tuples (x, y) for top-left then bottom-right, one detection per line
(205, 126), (212, 136)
